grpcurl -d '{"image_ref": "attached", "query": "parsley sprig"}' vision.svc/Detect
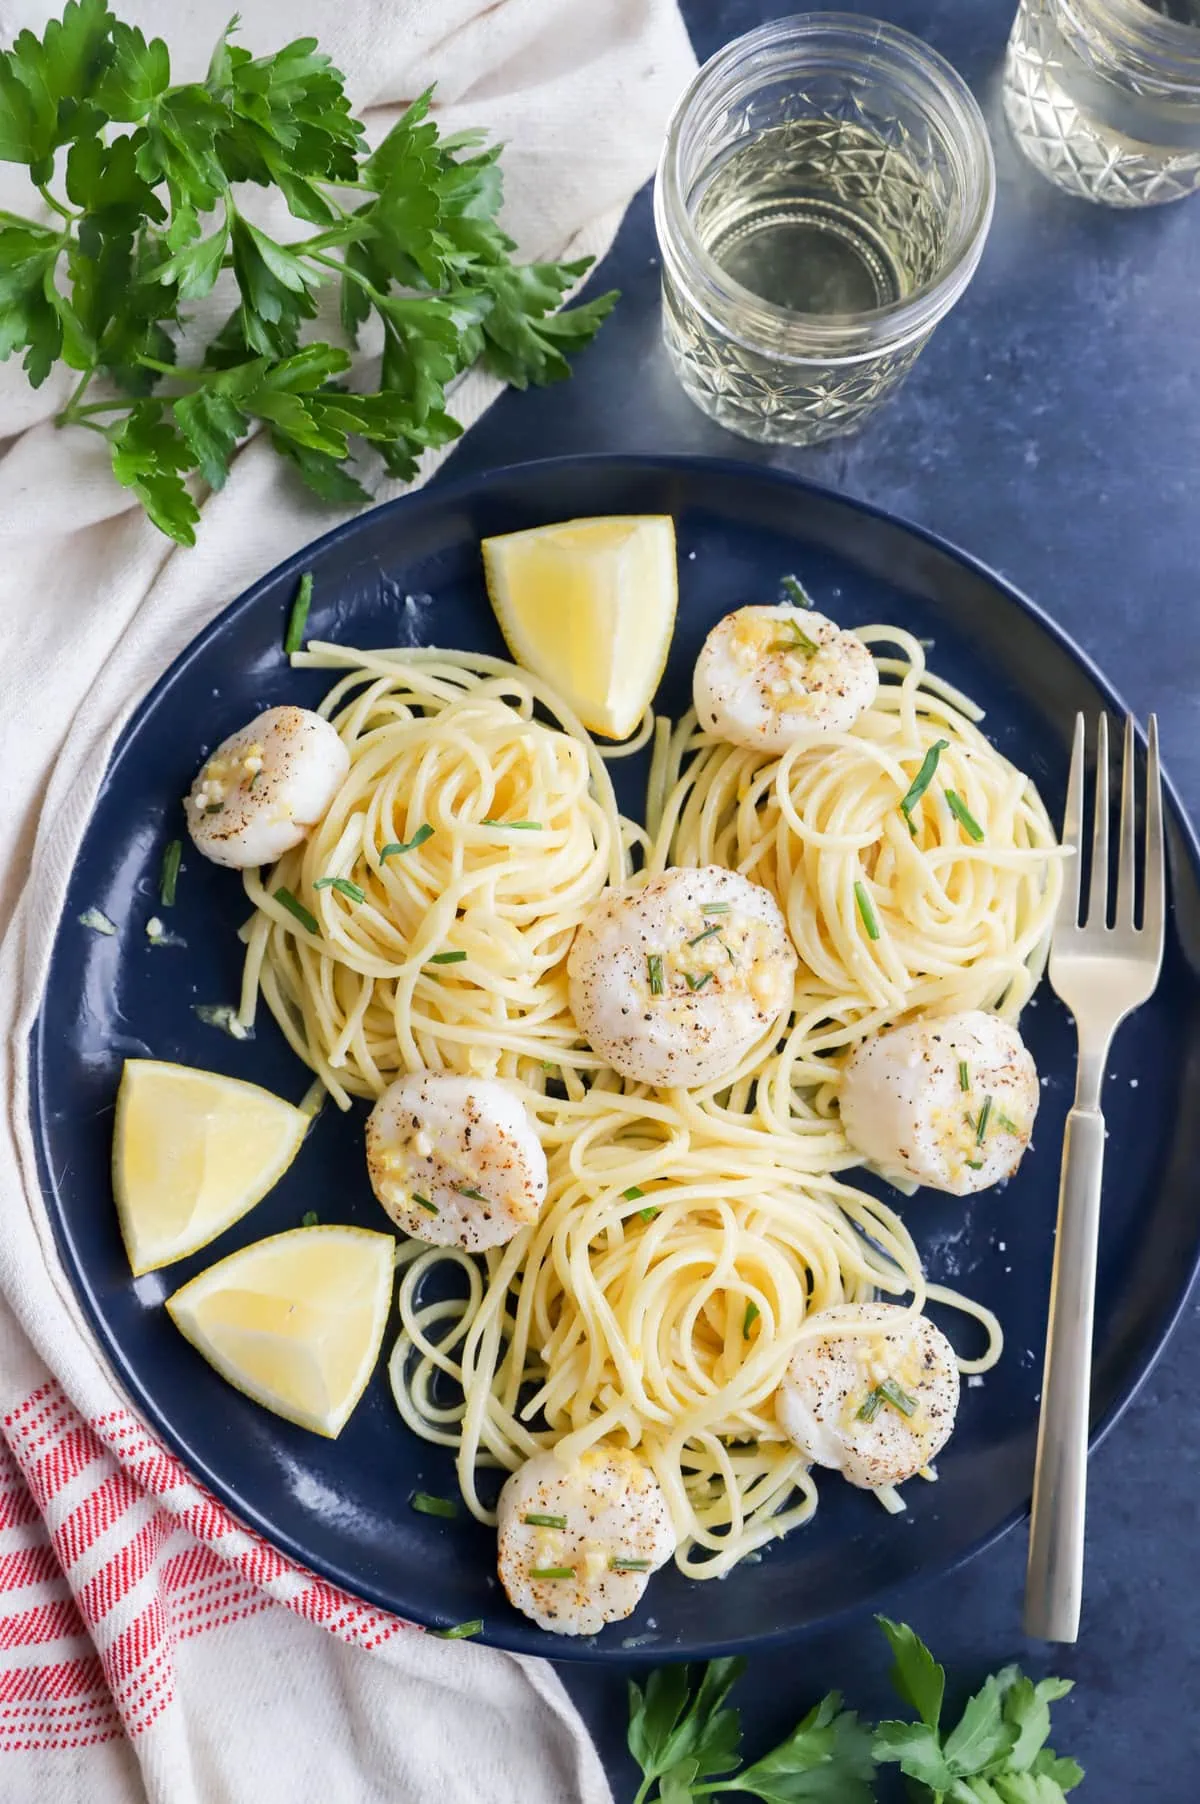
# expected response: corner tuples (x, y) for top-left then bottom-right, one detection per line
(0, 2), (617, 545)
(626, 1620), (1082, 1803)
(873, 1617), (1083, 1802)
(627, 1657), (874, 1803)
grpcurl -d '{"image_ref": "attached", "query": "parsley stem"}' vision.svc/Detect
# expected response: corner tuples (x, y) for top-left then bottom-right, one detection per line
(37, 182), (76, 222)
(61, 400), (132, 419)
(61, 366), (95, 418)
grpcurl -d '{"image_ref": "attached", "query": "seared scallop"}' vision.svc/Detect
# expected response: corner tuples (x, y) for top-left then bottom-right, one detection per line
(839, 1010), (1039, 1195)
(567, 865), (797, 1088)
(777, 1302), (960, 1490)
(693, 605), (878, 753)
(365, 1073), (546, 1250)
(497, 1447), (675, 1636)
(186, 706), (349, 869)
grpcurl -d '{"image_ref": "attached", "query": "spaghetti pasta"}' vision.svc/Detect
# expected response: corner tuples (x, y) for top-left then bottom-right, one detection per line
(233, 623), (1054, 1583)
(237, 644), (632, 1106)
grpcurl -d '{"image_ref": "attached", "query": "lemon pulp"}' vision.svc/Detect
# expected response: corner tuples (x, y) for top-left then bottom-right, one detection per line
(113, 1059), (309, 1275)
(166, 1225), (395, 1438)
(481, 515), (677, 740)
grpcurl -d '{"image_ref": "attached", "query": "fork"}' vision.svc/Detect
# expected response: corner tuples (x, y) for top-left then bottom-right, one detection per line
(1023, 713), (1164, 1642)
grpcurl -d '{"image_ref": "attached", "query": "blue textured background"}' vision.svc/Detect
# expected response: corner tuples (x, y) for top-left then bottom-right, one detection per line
(436, 0), (1200, 1796)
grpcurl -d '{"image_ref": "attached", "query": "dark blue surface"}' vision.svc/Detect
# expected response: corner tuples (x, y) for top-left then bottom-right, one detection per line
(420, 0), (1200, 1792)
(30, 452), (1200, 1694)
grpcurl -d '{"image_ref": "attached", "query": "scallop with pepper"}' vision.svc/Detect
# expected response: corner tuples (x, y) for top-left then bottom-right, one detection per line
(839, 1010), (1039, 1196)
(185, 705), (349, 869)
(567, 865), (797, 1089)
(496, 1447), (675, 1635)
(365, 1072), (547, 1250)
(777, 1302), (960, 1490)
(694, 605), (878, 753)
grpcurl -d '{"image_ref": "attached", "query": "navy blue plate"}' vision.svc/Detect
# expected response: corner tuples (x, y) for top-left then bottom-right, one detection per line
(31, 455), (1200, 1661)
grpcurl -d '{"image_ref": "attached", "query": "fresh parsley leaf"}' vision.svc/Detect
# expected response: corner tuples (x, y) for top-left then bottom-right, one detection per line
(724, 1692), (876, 1802)
(877, 1616), (945, 1729)
(94, 18), (170, 122)
(1031, 1748), (1085, 1791)
(873, 1622), (1081, 1803)
(108, 399), (199, 543)
(627, 1659), (744, 1795)
(942, 1672), (1018, 1775)
(480, 258), (617, 388)
(872, 1719), (957, 1792)
(1, 4), (617, 540)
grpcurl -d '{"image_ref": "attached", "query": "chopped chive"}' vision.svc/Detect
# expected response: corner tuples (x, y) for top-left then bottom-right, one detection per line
(622, 1186), (645, 1202)
(685, 971), (713, 992)
(455, 1185), (487, 1202)
(274, 886), (318, 934)
(436, 1619), (483, 1639)
(965, 1159), (984, 1170)
(647, 953), (665, 995)
(301, 1210), (319, 1227)
(976, 1094), (994, 1144)
(946, 789), (984, 842)
(204, 802), (224, 815)
(413, 1194), (438, 1215)
(639, 1207), (659, 1223)
(481, 818), (542, 830)
(284, 571), (313, 654)
(742, 1301), (760, 1338)
(313, 875), (366, 903)
(79, 906), (117, 936)
(771, 616), (820, 654)
(248, 770), (261, 790)
(997, 1110), (1022, 1135)
(687, 924), (722, 947)
(958, 1060), (970, 1093)
(781, 573), (815, 609)
(877, 1378), (918, 1417)
(610, 1557), (653, 1572)
(523, 1512), (567, 1529)
(541, 1060), (557, 1073)
(899, 739), (949, 821)
(858, 1380), (917, 1421)
(854, 880), (880, 941)
(159, 840), (182, 907)
(429, 950), (467, 964)
(381, 823), (434, 859)
(530, 1566), (575, 1580)
(701, 901), (731, 915)
(411, 1492), (459, 1519)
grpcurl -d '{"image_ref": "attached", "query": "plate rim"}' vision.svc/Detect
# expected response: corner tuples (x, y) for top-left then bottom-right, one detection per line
(28, 451), (1200, 1661)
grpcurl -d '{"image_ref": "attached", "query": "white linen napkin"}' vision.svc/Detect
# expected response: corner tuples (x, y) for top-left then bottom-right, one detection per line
(0, 3), (696, 1798)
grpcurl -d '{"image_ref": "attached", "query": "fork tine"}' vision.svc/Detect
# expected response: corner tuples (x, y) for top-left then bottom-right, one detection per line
(1115, 714), (1136, 928)
(1086, 713), (1109, 929)
(1143, 714), (1165, 957)
(1055, 713), (1085, 932)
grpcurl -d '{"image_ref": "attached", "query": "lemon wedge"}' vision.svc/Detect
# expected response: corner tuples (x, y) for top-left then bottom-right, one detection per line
(166, 1226), (395, 1438)
(481, 515), (677, 740)
(113, 1059), (309, 1276)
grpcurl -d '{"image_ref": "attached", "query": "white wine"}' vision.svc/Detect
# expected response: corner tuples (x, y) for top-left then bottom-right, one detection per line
(655, 17), (994, 447)
(1004, 0), (1200, 207)
(691, 121), (948, 318)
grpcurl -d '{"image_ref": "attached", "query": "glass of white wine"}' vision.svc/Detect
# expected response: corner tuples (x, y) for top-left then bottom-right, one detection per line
(653, 15), (995, 448)
(1004, 0), (1200, 206)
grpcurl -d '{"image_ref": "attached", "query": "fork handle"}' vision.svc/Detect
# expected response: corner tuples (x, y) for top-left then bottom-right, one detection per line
(1023, 1104), (1106, 1643)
